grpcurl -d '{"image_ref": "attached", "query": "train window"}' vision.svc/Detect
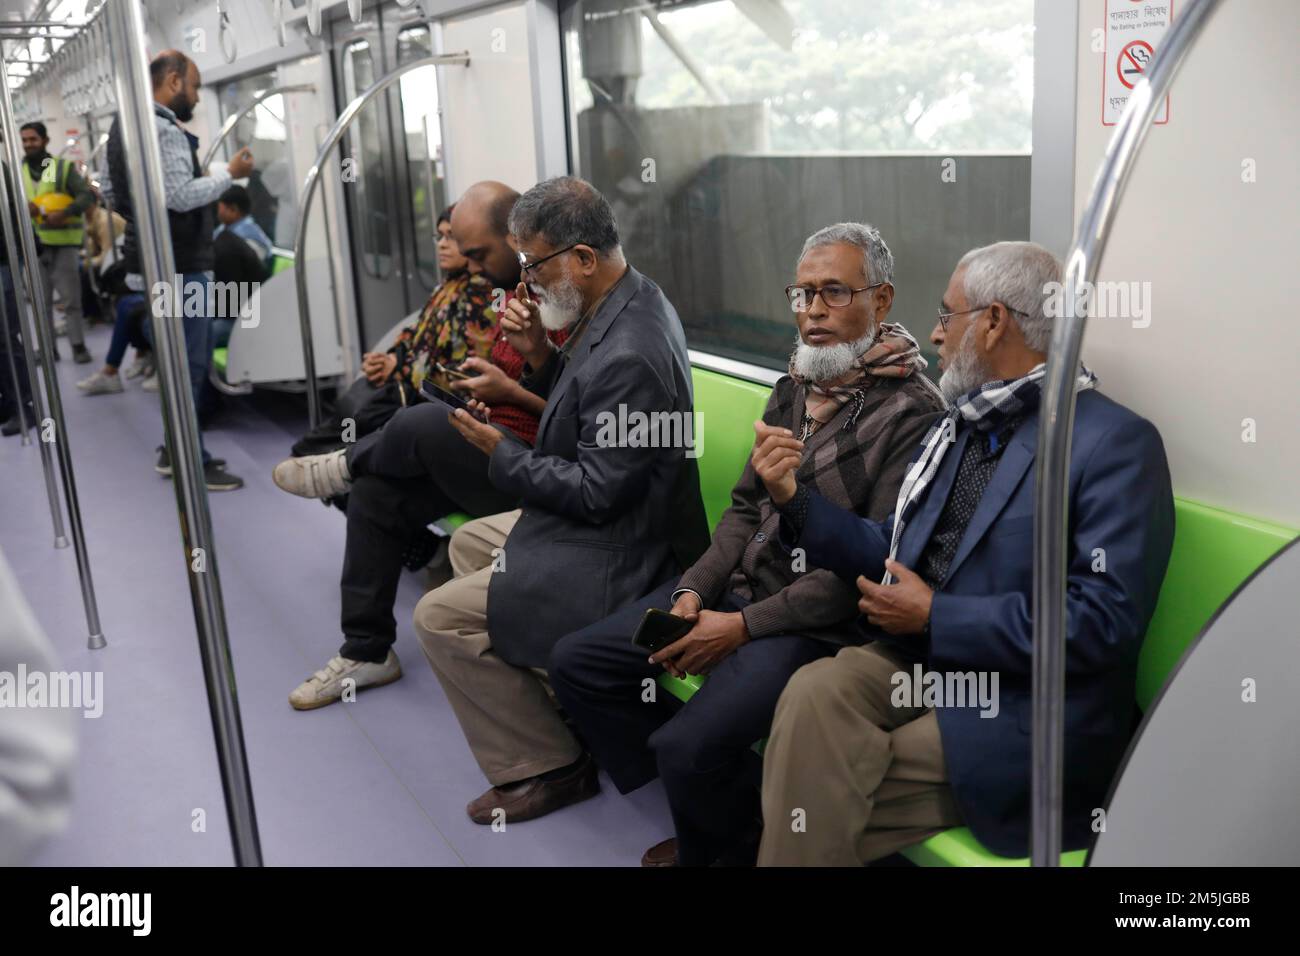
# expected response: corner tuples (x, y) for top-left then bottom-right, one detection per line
(561, 0), (1035, 372)
(342, 37), (395, 279)
(215, 63), (316, 249)
(396, 25), (448, 292)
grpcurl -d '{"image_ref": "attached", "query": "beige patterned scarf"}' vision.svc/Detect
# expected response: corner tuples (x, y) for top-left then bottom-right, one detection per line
(788, 322), (933, 436)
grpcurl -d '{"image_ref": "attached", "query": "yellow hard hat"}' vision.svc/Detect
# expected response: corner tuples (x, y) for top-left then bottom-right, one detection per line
(33, 192), (72, 222)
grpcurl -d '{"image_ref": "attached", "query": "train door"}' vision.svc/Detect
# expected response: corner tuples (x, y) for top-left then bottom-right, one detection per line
(388, 11), (449, 313)
(332, 9), (405, 347)
(331, 2), (449, 350)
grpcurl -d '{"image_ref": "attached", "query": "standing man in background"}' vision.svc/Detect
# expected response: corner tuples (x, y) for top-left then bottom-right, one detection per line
(104, 49), (252, 491)
(20, 121), (94, 364)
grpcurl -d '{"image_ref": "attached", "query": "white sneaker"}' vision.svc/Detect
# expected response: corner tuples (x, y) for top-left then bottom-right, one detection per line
(272, 449), (352, 499)
(141, 372), (160, 392)
(76, 370), (124, 395)
(289, 652), (402, 710)
(124, 354), (154, 380)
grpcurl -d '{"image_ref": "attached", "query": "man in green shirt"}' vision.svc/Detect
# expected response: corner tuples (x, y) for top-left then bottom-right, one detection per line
(21, 121), (93, 364)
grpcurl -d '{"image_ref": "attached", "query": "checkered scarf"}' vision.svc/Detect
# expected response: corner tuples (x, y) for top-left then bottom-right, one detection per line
(880, 361), (1097, 584)
(788, 322), (935, 436)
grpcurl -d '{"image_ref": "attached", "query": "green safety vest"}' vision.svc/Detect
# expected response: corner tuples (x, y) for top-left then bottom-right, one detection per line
(22, 157), (84, 246)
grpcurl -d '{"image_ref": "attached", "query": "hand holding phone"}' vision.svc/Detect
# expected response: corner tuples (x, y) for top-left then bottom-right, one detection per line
(434, 361), (471, 381)
(631, 607), (695, 654)
(421, 379), (489, 422)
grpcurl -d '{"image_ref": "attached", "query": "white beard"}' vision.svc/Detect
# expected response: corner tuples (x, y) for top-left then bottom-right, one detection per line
(790, 328), (877, 384)
(537, 273), (583, 331)
(938, 323), (994, 404)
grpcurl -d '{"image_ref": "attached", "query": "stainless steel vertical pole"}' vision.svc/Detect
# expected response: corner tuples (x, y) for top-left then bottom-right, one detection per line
(0, 155), (65, 540)
(104, 0), (262, 867)
(1031, 0), (1224, 866)
(0, 56), (102, 648)
(0, 247), (30, 441)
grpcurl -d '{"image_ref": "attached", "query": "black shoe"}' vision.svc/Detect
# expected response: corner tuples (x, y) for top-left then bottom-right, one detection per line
(204, 460), (244, 492)
(155, 445), (226, 477)
(2, 414), (32, 437)
(72, 344), (92, 364)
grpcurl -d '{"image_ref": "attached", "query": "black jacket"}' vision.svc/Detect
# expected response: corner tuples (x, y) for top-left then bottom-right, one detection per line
(106, 105), (215, 275)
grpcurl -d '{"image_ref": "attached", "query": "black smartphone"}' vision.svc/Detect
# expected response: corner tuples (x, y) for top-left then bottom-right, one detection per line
(434, 361), (471, 381)
(421, 379), (488, 421)
(631, 608), (694, 654)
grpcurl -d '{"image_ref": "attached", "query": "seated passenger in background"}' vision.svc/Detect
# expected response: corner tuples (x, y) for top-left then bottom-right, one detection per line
(755, 241), (1176, 866)
(213, 184), (273, 269)
(550, 223), (945, 866)
(210, 185), (271, 351)
(274, 181), (568, 710)
(412, 176), (709, 825)
(287, 203), (499, 457)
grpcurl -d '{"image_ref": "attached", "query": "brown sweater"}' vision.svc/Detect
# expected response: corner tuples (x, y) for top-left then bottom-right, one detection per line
(676, 372), (945, 643)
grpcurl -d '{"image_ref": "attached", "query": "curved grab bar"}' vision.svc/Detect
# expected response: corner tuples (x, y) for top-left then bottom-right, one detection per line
(307, 0), (322, 37)
(291, 52), (469, 427)
(201, 83), (317, 171)
(1030, 0), (1225, 866)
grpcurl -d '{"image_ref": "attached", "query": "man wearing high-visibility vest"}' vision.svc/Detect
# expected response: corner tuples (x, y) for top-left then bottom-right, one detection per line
(20, 121), (94, 364)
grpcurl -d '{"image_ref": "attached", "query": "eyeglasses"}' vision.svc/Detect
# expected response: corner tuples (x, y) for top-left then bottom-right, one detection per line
(518, 243), (587, 276)
(784, 282), (883, 312)
(936, 302), (1028, 333)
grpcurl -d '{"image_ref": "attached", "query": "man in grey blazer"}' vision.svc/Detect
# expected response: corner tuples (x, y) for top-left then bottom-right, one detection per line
(413, 177), (709, 824)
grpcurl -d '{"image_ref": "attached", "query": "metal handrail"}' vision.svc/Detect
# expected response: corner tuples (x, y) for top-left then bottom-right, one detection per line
(103, 0), (262, 866)
(201, 83), (317, 171)
(1030, 0), (1225, 866)
(291, 51), (469, 427)
(0, 53), (102, 645)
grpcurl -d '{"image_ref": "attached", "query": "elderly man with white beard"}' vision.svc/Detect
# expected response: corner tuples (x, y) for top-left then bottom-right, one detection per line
(752, 240), (1176, 866)
(548, 222), (945, 866)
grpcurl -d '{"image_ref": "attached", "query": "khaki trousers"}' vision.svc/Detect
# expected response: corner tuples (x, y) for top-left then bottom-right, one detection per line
(413, 510), (583, 785)
(758, 643), (964, 866)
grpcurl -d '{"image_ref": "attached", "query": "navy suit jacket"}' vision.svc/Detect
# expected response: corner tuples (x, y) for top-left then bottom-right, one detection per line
(788, 389), (1175, 856)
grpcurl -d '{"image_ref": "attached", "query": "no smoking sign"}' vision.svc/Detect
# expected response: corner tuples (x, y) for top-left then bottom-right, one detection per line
(1103, 1), (1173, 126)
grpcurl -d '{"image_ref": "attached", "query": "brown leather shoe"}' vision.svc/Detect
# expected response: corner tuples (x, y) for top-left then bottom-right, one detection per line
(641, 837), (678, 867)
(466, 754), (599, 825)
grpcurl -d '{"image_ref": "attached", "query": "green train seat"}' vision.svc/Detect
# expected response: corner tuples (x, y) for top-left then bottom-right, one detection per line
(651, 371), (1298, 866)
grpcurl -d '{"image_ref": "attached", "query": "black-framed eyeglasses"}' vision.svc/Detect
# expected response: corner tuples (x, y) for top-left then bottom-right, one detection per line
(518, 242), (588, 276)
(784, 282), (883, 312)
(936, 302), (1028, 333)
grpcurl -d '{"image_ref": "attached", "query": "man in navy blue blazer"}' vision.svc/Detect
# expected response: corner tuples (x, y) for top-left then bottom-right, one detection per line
(753, 241), (1175, 865)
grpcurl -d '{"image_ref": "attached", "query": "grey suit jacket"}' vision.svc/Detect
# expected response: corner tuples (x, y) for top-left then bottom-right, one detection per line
(485, 266), (709, 667)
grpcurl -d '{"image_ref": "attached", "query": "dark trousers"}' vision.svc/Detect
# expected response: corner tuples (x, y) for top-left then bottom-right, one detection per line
(337, 401), (519, 662)
(106, 293), (149, 369)
(0, 265), (33, 421)
(550, 579), (836, 866)
(142, 273), (213, 462)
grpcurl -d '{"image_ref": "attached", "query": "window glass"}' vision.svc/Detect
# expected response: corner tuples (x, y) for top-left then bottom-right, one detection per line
(562, 0), (1035, 372)
(396, 25), (448, 291)
(342, 39), (394, 278)
(215, 57), (320, 250)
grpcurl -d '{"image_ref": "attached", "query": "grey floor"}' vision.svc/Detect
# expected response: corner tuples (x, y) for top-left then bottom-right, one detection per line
(1, 323), (674, 866)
